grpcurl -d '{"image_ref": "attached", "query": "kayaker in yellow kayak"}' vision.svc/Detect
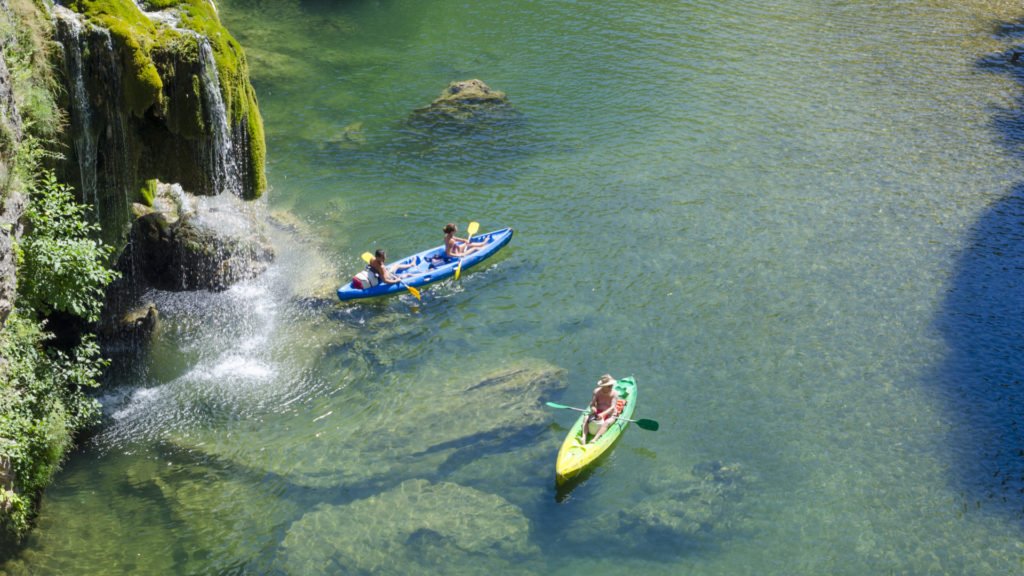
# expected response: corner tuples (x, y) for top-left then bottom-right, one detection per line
(581, 374), (625, 444)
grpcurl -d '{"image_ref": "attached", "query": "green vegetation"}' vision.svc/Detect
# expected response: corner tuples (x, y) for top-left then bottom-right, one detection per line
(0, 0), (118, 547)
(0, 314), (106, 540)
(0, 173), (116, 547)
(67, 0), (267, 197)
(0, 0), (62, 205)
(0, 171), (116, 545)
(139, 177), (158, 206)
(16, 172), (119, 323)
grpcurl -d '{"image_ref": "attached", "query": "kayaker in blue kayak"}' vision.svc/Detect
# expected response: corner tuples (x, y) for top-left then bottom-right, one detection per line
(368, 249), (413, 284)
(444, 223), (486, 258)
(581, 374), (624, 444)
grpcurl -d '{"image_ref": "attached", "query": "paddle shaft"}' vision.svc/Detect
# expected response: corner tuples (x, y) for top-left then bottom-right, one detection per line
(454, 221), (480, 281)
(545, 402), (659, 431)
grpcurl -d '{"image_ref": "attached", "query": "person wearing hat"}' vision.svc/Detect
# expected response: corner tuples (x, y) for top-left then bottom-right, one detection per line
(581, 374), (622, 444)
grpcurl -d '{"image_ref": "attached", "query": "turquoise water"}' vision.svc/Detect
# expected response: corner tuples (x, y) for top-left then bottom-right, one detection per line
(6, 0), (1024, 573)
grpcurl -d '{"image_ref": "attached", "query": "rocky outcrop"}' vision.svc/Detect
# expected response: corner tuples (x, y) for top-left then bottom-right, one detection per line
(48, 2), (273, 335)
(419, 79), (509, 115)
(128, 182), (273, 292)
(409, 79), (519, 130)
(52, 0), (266, 248)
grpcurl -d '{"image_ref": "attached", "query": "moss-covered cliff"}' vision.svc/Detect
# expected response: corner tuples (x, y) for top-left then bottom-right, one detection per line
(0, 0), (268, 549)
(55, 0), (265, 216)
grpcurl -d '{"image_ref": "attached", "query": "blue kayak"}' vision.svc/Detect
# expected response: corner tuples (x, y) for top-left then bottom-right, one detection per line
(337, 228), (514, 301)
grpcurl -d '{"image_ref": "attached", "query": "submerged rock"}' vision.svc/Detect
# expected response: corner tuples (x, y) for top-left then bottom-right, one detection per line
(565, 461), (756, 551)
(171, 359), (568, 489)
(276, 479), (538, 575)
(153, 468), (301, 574)
(323, 121), (366, 149)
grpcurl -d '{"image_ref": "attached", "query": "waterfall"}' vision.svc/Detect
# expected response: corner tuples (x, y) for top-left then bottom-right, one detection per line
(101, 27), (134, 230)
(53, 6), (134, 239)
(53, 6), (98, 218)
(198, 38), (243, 196)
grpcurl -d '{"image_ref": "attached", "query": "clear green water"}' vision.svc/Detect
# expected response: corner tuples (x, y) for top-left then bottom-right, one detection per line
(6, 0), (1024, 573)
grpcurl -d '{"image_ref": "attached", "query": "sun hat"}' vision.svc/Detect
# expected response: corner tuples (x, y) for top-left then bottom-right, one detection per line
(597, 374), (615, 387)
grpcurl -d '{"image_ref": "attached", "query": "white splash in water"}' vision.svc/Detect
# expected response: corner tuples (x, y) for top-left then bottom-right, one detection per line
(106, 386), (164, 421)
(197, 354), (275, 383)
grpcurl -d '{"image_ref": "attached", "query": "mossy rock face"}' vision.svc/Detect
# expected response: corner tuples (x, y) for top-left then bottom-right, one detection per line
(58, 0), (266, 199)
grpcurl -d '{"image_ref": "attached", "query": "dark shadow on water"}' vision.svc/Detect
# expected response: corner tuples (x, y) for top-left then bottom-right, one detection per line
(936, 28), (1024, 519)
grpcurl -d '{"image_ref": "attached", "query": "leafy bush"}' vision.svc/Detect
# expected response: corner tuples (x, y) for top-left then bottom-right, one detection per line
(0, 314), (104, 540)
(15, 171), (119, 323)
(1, 171), (116, 544)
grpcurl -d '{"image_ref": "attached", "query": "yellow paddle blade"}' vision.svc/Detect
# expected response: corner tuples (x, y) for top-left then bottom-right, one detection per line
(405, 284), (421, 300)
(361, 251), (373, 263)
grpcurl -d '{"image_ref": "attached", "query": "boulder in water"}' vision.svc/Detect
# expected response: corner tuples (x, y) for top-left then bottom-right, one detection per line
(410, 79), (516, 124)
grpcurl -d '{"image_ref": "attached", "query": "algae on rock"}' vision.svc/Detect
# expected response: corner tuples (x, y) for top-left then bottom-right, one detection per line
(53, 0), (266, 232)
(277, 479), (540, 575)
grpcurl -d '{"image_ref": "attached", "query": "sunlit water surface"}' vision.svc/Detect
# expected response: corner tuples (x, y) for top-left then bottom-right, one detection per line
(6, 0), (1024, 574)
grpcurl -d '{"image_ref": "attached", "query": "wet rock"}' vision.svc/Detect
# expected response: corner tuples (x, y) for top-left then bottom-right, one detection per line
(425, 79), (508, 111)
(101, 303), (159, 342)
(275, 479), (538, 575)
(409, 79), (520, 130)
(132, 183), (274, 291)
(566, 461), (756, 551)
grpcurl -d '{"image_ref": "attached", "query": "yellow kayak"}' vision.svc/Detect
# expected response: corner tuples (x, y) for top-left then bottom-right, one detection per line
(555, 376), (637, 485)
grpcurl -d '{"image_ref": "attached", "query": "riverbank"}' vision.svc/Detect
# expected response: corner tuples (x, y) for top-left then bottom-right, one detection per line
(0, 0), (266, 549)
